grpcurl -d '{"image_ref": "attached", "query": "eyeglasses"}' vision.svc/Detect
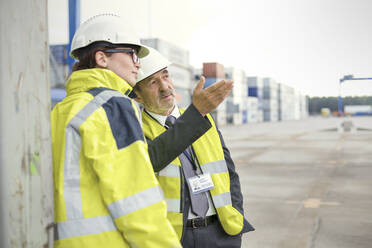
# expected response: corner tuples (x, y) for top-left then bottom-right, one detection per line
(103, 48), (139, 64)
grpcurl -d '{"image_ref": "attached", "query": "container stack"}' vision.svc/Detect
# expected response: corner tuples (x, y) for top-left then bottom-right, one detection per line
(202, 63), (225, 89)
(50, 44), (69, 88)
(293, 90), (302, 120)
(247, 77), (264, 122)
(203, 62), (225, 79)
(263, 78), (279, 122)
(225, 67), (246, 125)
(141, 38), (192, 108)
(214, 98), (227, 126)
(300, 94), (309, 119)
(201, 62), (227, 126)
(246, 97), (259, 123)
(345, 105), (372, 116)
(278, 83), (295, 121)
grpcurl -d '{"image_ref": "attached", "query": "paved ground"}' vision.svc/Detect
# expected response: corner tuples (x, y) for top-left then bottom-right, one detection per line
(220, 116), (372, 248)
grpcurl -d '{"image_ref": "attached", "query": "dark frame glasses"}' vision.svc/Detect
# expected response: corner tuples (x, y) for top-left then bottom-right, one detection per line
(102, 48), (139, 64)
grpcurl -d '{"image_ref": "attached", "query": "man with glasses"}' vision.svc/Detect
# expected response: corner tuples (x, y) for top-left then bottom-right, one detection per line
(134, 47), (254, 248)
(51, 14), (233, 248)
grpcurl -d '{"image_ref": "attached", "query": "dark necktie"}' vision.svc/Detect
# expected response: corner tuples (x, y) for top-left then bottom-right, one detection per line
(165, 115), (209, 217)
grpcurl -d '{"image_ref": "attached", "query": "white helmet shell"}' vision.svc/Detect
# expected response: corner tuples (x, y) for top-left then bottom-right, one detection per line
(70, 14), (149, 59)
(136, 47), (172, 83)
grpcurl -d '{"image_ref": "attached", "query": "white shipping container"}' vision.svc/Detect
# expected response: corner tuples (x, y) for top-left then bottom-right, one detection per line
(247, 76), (264, 88)
(233, 112), (243, 125)
(300, 95), (309, 118)
(216, 109), (227, 126)
(247, 97), (258, 123)
(168, 64), (192, 89)
(257, 109), (264, 122)
(263, 78), (279, 100)
(281, 102), (295, 121)
(226, 96), (239, 114)
(280, 84), (297, 121)
(344, 105), (372, 114)
(231, 95), (244, 106)
(294, 90), (301, 120)
(141, 38), (190, 66)
(264, 110), (279, 122)
(247, 111), (258, 123)
(225, 67), (246, 97)
(263, 99), (278, 111)
(247, 97), (258, 110)
(272, 110), (279, 122)
(241, 97), (248, 112)
(174, 87), (191, 108)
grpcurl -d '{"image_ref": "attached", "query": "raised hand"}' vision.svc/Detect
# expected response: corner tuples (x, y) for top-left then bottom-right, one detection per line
(192, 76), (233, 116)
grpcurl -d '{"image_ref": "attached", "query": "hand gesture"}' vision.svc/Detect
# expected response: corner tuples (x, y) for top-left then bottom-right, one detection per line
(192, 76), (233, 116)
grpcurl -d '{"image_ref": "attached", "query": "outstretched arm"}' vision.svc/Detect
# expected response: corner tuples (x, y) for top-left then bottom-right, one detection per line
(147, 76), (233, 171)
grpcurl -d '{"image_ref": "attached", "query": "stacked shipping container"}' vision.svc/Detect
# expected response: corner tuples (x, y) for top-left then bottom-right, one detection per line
(263, 78), (279, 122)
(225, 67), (246, 125)
(201, 63), (227, 126)
(50, 45), (69, 88)
(279, 83), (295, 121)
(247, 77), (264, 122)
(140, 39), (309, 125)
(203, 62), (225, 78)
(300, 95), (309, 119)
(246, 97), (259, 123)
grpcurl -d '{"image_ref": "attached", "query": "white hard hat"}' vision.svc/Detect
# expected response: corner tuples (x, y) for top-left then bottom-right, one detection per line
(136, 47), (172, 83)
(70, 14), (149, 59)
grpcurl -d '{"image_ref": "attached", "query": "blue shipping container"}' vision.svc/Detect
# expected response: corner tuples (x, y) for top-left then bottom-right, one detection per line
(248, 87), (258, 97)
(242, 110), (247, 123)
(204, 77), (224, 89)
(50, 45), (68, 65)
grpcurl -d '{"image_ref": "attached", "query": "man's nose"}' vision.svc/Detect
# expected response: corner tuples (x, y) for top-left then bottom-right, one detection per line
(159, 79), (169, 90)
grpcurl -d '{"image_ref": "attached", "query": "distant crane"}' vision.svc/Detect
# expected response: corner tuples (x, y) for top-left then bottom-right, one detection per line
(338, 75), (372, 116)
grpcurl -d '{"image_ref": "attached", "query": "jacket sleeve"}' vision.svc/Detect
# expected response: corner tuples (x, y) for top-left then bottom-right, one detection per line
(217, 130), (255, 233)
(147, 104), (212, 172)
(81, 97), (181, 247)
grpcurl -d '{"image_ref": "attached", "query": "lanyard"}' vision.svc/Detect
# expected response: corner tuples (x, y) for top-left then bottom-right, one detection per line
(182, 148), (198, 171)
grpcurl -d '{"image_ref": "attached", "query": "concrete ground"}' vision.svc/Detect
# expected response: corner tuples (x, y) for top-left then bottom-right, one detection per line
(220, 116), (372, 248)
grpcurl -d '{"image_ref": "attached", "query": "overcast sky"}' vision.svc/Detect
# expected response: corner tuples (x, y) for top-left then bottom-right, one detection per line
(48, 0), (372, 97)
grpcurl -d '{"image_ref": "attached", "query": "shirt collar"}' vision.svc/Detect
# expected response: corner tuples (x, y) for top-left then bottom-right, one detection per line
(146, 105), (180, 126)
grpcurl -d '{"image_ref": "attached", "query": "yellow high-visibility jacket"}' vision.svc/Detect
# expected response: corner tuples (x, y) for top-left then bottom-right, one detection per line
(142, 110), (253, 240)
(51, 69), (181, 248)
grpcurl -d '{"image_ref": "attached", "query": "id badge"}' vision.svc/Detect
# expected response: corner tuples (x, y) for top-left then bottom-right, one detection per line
(188, 173), (214, 194)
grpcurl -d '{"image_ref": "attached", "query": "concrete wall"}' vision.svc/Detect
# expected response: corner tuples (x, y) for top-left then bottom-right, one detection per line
(0, 1), (53, 247)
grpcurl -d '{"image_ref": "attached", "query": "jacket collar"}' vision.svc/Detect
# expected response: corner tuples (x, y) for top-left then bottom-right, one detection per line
(66, 68), (133, 96)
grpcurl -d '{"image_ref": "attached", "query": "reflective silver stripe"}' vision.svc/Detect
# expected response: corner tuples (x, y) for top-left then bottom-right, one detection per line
(158, 164), (180, 177)
(64, 90), (127, 220)
(64, 126), (83, 219)
(107, 186), (164, 219)
(133, 101), (143, 128)
(201, 160), (228, 175)
(165, 198), (181, 212)
(57, 215), (117, 240)
(212, 192), (232, 208)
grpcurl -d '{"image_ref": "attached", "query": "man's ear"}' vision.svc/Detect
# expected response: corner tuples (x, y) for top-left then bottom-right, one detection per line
(95, 51), (108, 68)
